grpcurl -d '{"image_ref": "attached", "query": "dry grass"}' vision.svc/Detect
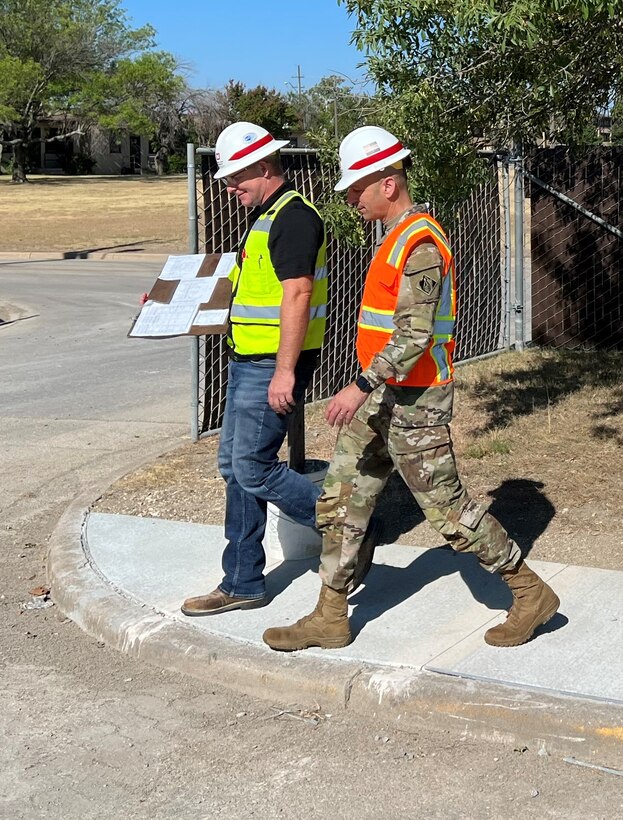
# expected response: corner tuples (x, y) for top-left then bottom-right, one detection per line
(95, 347), (623, 571)
(0, 174), (187, 254)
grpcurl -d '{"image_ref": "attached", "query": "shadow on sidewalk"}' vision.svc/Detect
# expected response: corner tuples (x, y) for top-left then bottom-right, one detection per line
(349, 549), (508, 639)
(265, 556), (318, 600)
(349, 547), (568, 641)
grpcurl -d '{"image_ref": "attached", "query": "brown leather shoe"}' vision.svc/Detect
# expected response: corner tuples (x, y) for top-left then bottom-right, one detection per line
(181, 588), (267, 617)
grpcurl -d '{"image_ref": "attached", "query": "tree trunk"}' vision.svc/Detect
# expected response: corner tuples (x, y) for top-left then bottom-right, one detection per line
(12, 142), (28, 183)
(155, 146), (169, 176)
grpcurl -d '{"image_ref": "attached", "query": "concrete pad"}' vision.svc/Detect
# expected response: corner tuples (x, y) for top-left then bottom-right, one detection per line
(85, 512), (623, 705)
(427, 564), (623, 704)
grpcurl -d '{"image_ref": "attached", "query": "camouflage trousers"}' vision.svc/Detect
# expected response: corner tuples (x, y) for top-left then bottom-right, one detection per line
(318, 385), (521, 591)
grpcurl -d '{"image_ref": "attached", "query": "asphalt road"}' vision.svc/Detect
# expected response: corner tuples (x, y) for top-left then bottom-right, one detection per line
(0, 259), (620, 819)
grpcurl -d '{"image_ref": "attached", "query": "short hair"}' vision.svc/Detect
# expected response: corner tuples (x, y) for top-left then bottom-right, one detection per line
(260, 152), (283, 175)
(382, 162), (409, 190)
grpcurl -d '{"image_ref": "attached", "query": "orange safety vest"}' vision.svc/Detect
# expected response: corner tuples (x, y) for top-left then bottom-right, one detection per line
(356, 213), (456, 387)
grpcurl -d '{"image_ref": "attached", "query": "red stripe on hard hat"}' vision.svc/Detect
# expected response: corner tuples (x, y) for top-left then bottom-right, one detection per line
(349, 141), (404, 170)
(229, 133), (274, 162)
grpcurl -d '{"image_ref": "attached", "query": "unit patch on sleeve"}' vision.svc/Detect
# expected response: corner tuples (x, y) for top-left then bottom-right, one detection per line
(417, 274), (438, 295)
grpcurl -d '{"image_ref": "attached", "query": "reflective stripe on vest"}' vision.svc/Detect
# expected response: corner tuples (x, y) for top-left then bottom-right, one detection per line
(230, 303), (327, 321)
(228, 190), (327, 356)
(356, 213), (456, 387)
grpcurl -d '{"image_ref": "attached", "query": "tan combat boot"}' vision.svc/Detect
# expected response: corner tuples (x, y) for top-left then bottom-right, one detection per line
(262, 586), (352, 651)
(485, 561), (560, 647)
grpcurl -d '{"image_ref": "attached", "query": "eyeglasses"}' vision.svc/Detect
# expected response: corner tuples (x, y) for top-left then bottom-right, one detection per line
(221, 171), (245, 187)
(220, 164), (261, 188)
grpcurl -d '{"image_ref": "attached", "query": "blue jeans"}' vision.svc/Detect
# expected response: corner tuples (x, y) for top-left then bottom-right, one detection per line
(218, 356), (320, 598)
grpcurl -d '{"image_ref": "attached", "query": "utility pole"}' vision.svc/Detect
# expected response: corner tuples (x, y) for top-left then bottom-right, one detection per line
(289, 65), (305, 130)
(333, 78), (339, 141)
(290, 65), (303, 107)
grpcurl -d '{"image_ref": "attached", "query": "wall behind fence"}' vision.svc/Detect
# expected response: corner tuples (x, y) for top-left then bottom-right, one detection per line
(195, 148), (506, 436)
(528, 147), (623, 350)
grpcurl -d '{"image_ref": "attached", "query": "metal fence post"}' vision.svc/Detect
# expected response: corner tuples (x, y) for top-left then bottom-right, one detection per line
(187, 143), (199, 254)
(513, 148), (525, 351)
(502, 159), (512, 348)
(187, 143), (200, 441)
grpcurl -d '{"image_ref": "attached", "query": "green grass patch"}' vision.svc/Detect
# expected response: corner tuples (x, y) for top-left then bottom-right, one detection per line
(464, 437), (512, 459)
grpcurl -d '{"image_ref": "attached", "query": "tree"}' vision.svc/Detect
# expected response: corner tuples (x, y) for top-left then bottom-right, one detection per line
(298, 75), (377, 246)
(339, 0), (623, 213)
(0, 0), (155, 182)
(612, 96), (623, 144)
(222, 82), (295, 137)
(186, 89), (230, 148)
(79, 51), (188, 175)
(295, 75), (373, 140)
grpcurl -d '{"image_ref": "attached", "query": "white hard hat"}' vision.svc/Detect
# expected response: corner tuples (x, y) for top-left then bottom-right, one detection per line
(213, 122), (289, 179)
(334, 125), (411, 191)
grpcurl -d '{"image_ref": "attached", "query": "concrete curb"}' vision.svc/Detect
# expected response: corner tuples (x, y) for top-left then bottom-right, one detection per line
(0, 251), (169, 262)
(0, 301), (37, 324)
(48, 494), (623, 767)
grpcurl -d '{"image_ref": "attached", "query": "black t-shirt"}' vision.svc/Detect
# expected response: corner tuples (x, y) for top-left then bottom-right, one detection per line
(230, 182), (324, 362)
(241, 181), (324, 281)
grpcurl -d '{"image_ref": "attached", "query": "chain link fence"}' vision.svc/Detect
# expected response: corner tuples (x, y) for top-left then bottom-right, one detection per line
(526, 146), (623, 350)
(192, 147), (508, 436)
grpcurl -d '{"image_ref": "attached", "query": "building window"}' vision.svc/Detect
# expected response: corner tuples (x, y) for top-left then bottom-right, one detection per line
(109, 133), (122, 154)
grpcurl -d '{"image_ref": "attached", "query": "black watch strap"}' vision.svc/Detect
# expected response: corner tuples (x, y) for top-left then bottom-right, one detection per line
(355, 375), (375, 394)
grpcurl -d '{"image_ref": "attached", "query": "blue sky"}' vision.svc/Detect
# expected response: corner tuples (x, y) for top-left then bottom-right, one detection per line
(122, 0), (369, 93)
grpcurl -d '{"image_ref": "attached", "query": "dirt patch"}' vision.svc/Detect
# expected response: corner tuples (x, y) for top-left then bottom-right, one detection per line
(0, 175), (187, 254)
(94, 348), (623, 571)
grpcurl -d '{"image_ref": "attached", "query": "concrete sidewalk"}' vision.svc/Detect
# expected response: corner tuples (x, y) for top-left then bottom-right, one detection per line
(0, 251), (169, 262)
(48, 505), (623, 767)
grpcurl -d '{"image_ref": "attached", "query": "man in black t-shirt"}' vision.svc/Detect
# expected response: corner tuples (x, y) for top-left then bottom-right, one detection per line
(182, 122), (327, 617)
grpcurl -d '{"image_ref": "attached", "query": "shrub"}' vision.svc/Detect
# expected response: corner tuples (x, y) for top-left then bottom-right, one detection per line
(62, 152), (96, 175)
(167, 153), (187, 174)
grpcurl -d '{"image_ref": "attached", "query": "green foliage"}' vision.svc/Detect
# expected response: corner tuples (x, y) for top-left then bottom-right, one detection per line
(0, 54), (44, 123)
(294, 75), (373, 139)
(339, 0), (623, 209)
(167, 152), (187, 174)
(464, 436), (511, 459)
(299, 76), (376, 245)
(223, 82), (295, 137)
(320, 194), (367, 247)
(612, 97), (623, 144)
(62, 151), (96, 174)
(0, 0), (175, 180)
(82, 51), (187, 149)
(0, 153), (15, 175)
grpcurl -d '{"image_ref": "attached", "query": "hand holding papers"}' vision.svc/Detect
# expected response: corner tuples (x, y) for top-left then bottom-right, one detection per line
(129, 253), (235, 338)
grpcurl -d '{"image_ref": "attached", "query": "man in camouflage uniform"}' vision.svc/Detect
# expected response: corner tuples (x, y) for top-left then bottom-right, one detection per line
(263, 126), (559, 652)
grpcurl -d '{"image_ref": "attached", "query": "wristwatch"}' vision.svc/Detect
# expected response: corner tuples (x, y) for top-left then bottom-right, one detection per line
(355, 374), (375, 394)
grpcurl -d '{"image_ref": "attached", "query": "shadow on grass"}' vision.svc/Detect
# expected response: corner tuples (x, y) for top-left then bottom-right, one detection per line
(591, 381), (623, 446)
(487, 478), (555, 560)
(459, 348), (623, 441)
(373, 473), (555, 561)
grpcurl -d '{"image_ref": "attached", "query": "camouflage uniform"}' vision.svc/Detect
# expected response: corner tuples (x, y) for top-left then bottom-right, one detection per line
(318, 207), (521, 591)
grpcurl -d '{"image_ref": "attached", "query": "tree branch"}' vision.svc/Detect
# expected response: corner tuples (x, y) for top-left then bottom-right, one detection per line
(1, 129), (84, 147)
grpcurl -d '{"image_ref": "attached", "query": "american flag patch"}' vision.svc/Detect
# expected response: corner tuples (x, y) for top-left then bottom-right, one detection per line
(362, 141), (380, 156)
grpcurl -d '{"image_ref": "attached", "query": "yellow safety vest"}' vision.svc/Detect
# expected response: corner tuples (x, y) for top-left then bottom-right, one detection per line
(228, 190), (327, 356)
